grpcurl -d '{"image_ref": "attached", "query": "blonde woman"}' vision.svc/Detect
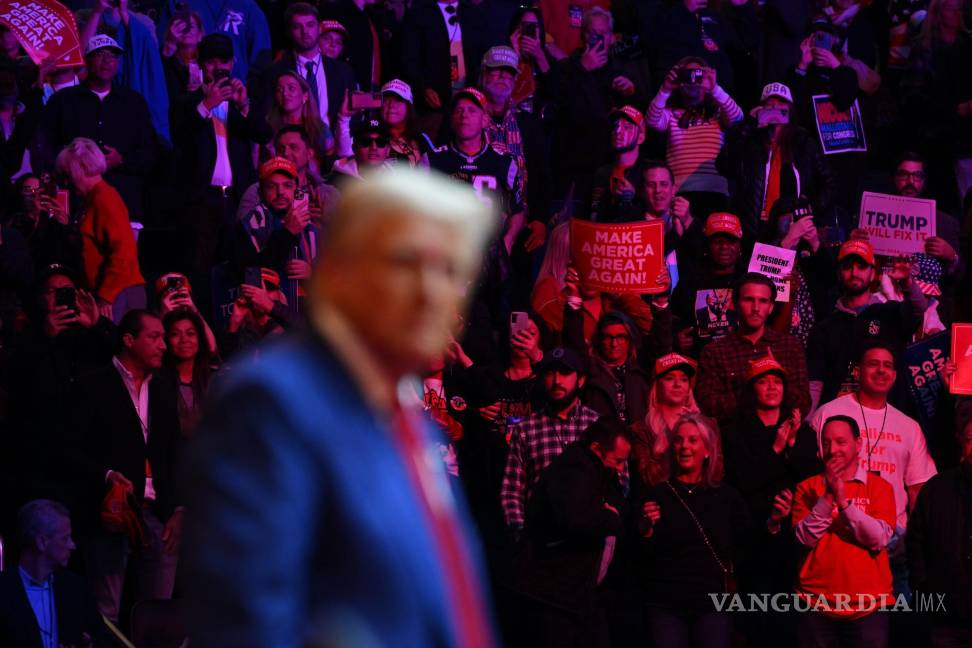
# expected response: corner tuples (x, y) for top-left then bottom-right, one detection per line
(630, 353), (700, 487)
(635, 412), (749, 648)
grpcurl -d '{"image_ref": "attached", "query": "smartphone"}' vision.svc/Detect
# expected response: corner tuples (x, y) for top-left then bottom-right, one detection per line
(813, 31), (836, 52)
(243, 267), (263, 289)
(588, 33), (604, 49)
(677, 67), (704, 86)
(793, 204), (814, 221)
(510, 311), (530, 338)
(54, 286), (77, 312)
(212, 69), (230, 85)
(165, 276), (185, 293)
(294, 187), (309, 214)
(349, 90), (383, 111)
(521, 21), (537, 38)
(757, 107), (789, 128)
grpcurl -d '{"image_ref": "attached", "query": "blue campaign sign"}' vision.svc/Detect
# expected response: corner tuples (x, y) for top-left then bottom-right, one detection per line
(903, 331), (950, 434)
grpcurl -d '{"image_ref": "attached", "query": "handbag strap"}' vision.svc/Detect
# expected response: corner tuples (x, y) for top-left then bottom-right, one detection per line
(665, 481), (729, 576)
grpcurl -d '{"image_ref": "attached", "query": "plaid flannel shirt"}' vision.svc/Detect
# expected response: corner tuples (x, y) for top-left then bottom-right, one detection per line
(696, 327), (811, 422)
(500, 401), (601, 530)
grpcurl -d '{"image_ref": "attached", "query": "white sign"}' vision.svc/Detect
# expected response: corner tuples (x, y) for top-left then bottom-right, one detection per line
(858, 192), (936, 257)
(748, 243), (797, 302)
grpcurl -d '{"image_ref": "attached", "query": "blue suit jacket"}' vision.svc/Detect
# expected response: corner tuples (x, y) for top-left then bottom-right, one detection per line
(183, 329), (494, 647)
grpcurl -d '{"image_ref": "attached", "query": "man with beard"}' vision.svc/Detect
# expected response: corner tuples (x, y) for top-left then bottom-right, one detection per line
(237, 125), (339, 225)
(479, 46), (551, 255)
(806, 239), (929, 413)
(232, 157), (318, 296)
(588, 106), (646, 223)
(851, 152), (964, 325)
(501, 347), (599, 539)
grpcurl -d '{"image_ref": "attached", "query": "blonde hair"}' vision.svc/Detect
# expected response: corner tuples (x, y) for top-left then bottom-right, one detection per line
(670, 412), (724, 486)
(632, 379), (700, 486)
(55, 137), (106, 186)
(919, 0), (970, 50)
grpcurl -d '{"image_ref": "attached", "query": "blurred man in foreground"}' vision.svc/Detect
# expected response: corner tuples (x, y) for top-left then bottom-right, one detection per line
(184, 167), (498, 647)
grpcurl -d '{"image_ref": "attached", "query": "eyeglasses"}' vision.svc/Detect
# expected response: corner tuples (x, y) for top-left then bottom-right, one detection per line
(357, 136), (389, 148)
(602, 334), (630, 343)
(894, 170), (926, 181)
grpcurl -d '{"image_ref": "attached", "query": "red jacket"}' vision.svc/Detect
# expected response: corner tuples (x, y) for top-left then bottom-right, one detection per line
(80, 180), (144, 303)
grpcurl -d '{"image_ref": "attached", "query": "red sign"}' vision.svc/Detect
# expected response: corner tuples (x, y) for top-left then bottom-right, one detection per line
(0, 0), (83, 68)
(951, 324), (972, 396)
(569, 219), (665, 294)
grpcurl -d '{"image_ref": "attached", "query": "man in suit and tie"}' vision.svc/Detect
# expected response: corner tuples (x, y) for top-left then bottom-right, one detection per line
(400, 0), (493, 137)
(0, 499), (110, 647)
(71, 310), (183, 623)
(184, 167), (499, 647)
(171, 33), (273, 270)
(254, 3), (356, 129)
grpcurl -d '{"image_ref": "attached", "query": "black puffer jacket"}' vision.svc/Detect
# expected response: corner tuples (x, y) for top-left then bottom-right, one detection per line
(720, 122), (836, 241)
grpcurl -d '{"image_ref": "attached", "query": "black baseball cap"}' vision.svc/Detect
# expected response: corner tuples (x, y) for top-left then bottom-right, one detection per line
(539, 347), (587, 375)
(199, 34), (234, 63)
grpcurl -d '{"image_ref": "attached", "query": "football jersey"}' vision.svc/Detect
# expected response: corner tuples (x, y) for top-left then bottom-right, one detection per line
(425, 137), (524, 220)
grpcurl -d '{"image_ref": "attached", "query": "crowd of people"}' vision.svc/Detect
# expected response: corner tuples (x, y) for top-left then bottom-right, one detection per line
(0, 0), (971, 645)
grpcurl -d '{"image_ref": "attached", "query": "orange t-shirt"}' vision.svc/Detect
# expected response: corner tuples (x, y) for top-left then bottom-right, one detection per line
(792, 472), (895, 619)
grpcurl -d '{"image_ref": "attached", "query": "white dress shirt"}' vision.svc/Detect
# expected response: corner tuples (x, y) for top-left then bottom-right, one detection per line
(296, 51), (330, 126)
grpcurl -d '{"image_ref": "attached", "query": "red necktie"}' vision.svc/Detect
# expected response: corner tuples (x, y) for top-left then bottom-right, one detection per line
(391, 406), (494, 648)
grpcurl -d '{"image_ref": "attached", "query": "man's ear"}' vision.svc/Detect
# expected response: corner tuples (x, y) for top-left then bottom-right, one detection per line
(577, 374), (586, 388)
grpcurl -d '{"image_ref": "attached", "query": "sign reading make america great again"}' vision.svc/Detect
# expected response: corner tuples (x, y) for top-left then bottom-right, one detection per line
(0, 0), (84, 67)
(570, 219), (665, 294)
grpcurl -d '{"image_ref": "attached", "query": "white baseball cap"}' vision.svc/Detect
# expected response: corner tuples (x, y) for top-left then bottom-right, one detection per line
(85, 34), (123, 57)
(760, 82), (792, 104)
(381, 79), (413, 104)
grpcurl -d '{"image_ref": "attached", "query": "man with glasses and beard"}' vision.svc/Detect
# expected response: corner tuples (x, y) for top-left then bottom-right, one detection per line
(500, 347), (599, 541)
(849, 152), (964, 325)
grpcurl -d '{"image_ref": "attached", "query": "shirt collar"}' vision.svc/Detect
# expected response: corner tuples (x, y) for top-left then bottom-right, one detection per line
(311, 299), (409, 414)
(848, 462), (869, 484)
(112, 355), (152, 387)
(18, 566), (52, 589)
(296, 52), (322, 67)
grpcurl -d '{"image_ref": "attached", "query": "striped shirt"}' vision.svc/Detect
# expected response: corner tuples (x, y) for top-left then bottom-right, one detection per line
(646, 86), (743, 195)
